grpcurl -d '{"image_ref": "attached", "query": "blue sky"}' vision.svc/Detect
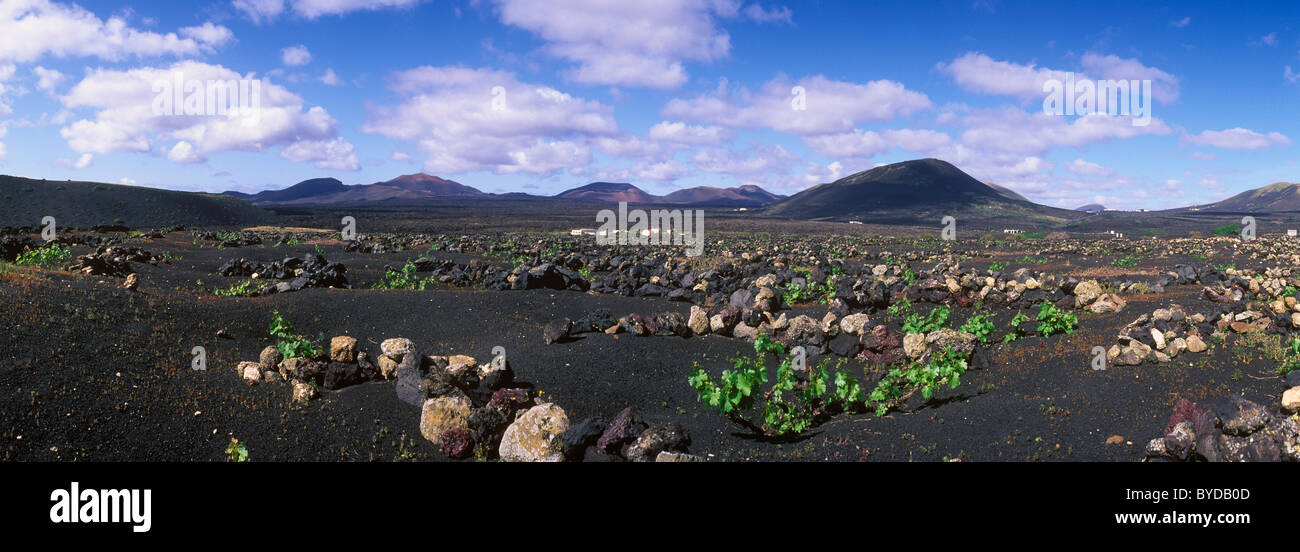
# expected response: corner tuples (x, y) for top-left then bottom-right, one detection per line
(0, 0), (1297, 210)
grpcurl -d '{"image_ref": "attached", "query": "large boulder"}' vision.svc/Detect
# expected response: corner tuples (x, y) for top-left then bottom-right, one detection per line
(329, 336), (358, 363)
(380, 338), (416, 360)
(499, 403), (570, 462)
(595, 406), (647, 455)
(625, 422), (690, 462)
(1073, 279), (1102, 307)
(419, 395), (473, 446)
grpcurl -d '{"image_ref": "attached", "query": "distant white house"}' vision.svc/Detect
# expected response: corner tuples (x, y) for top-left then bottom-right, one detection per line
(848, 220), (863, 225)
(1289, 229), (1297, 238)
(570, 228), (597, 236)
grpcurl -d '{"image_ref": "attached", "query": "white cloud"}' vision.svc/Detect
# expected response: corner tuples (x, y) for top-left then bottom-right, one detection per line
(691, 143), (796, 181)
(1259, 32), (1279, 46)
(0, 1), (233, 62)
(234, 0), (422, 22)
(955, 107), (1171, 156)
(73, 152), (92, 168)
(881, 128), (952, 153)
(663, 74), (930, 135)
(491, 0), (780, 89)
(32, 66), (65, 93)
(281, 45), (312, 66)
(802, 129), (887, 158)
(1181, 127), (1290, 150)
(57, 61), (356, 170)
(939, 52), (1179, 103)
(361, 65), (619, 175)
(390, 151), (411, 162)
(1171, 16), (1190, 28)
(166, 141), (204, 164)
(647, 120), (732, 145)
(1286, 65), (1298, 84)
(232, 0), (286, 23)
(319, 68), (341, 85)
(742, 4), (792, 24)
(280, 137), (359, 170)
(1079, 53), (1180, 103)
(180, 22), (235, 48)
(938, 52), (1072, 99)
(1065, 158), (1113, 176)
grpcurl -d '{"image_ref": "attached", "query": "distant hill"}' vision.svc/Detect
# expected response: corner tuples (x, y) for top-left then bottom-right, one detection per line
(1178, 182), (1300, 213)
(226, 177), (347, 204)
(553, 182), (659, 203)
(226, 173), (484, 205)
(554, 182), (784, 206)
(1075, 203), (1106, 213)
(762, 158), (1083, 225)
(1, 175), (272, 228)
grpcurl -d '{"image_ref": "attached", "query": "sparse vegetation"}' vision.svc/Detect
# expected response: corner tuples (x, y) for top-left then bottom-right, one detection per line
(14, 243), (72, 269)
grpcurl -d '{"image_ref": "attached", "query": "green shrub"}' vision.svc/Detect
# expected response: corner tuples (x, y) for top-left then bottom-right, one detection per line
(869, 347), (969, 417)
(1035, 301), (1078, 337)
(688, 334), (863, 436)
(372, 261), (436, 290)
(903, 307), (950, 335)
(269, 311), (319, 360)
(1211, 224), (1238, 237)
(214, 279), (260, 297)
(14, 243), (71, 269)
(959, 312), (994, 344)
(1110, 255), (1138, 268)
(225, 438), (249, 462)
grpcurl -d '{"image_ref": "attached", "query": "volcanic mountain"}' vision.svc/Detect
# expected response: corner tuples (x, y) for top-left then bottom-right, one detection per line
(1179, 182), (1300, 213)
(553, 182), (659, 203)
(226, 173), (485, 205)
(1075, 203), (1106, 213)
(761, 158), (1081, 224)
(553, 182), (784, 206)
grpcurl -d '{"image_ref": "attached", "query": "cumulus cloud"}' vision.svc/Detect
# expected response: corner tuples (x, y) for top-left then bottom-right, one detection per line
(802, 129), (888, 158)
(234, 0), (422, 22)
(663, 74), (931, 135)
(1065, 158), (1113, 176)
(361, 65), (619, 175)
(491, 0), (788, 89)
(319, 68), (342, 86)
(1079, 53), (1180, 103)
(937, 52), (1073, 99)
(57, 61), (357, 170)
(0, 1), (233, 62)
(180, 22), (235, 48)
(281, 45), (311, 66)
(691, 142), (796, 181)
(280, 137), (358, 170)
(1181, 128), (1290, 150)
(647, 121), (733, 145)
(939, 52), (1179, 103)
(32, 65), (65, 93)
(955, 106), (1171, 156)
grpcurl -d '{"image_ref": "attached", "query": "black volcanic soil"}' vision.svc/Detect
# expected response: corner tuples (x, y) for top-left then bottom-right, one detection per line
(0, 223), (1288, 462)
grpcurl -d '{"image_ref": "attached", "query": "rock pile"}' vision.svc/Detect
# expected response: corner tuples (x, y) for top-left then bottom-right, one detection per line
(1145, 397), (1300, 462)
(217, 253), (349, 294)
